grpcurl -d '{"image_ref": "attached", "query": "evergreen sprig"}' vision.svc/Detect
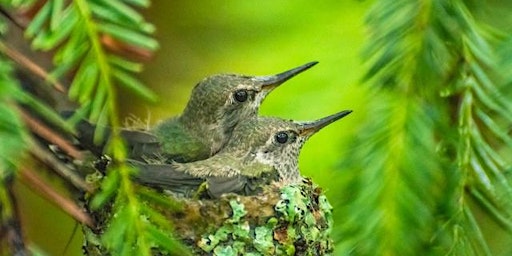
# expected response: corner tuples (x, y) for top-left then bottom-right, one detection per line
(0, 0), (187, 254)
(0, 44), (28, 248)
(24, 0), (158, 127)
(336, 0), (512, 255)
(0, 56), (27, 176)
(0, 15), (31, 255)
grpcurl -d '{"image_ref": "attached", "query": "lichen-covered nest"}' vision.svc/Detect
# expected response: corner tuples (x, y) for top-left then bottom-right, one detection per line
(83, 178), (334, 255)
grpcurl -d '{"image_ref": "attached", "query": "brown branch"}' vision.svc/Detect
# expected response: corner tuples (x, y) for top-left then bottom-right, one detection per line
(0, 5), (25, 29)
(19, 108), (83, 160)
(28, 140), (94, 193)
(101, 34), (154, 60)
(18, 167), (94, 228)
(0, 42), (66, 94)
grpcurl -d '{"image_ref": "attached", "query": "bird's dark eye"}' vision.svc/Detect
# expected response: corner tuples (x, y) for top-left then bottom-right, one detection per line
(233, 90), (248, 102)
(275, 132), (288, 144)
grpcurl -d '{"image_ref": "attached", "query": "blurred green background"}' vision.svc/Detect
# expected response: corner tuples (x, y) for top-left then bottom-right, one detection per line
(15, 1), (512, 255)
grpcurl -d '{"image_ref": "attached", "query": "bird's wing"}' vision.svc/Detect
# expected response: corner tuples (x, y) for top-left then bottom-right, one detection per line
(206, 176), (248, 198)
(62, 111), (164, 160)
(130, 157), (278, 198)
(172, 153), (244, 177)
(129, 159), (204, 186)
(129, 159), (257, 198)
(120, 130), (164, 160)
(172, 152), (275, 178)
(152, 119), (211, 162)
(171, 154), (276, 198)
(65, 113), (108, 155)
(128, 160), (204, 193)
(205, 169), (278, 198)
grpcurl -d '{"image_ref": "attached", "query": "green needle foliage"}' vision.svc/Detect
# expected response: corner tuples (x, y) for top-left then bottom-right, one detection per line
(0, 36), (29, 256)
(2, 0), (511, 255)
(0, 51), (27, 183)
(24, 0), (158, 126)
(336, 0), (512, 255)
(0, 0), (189, 255)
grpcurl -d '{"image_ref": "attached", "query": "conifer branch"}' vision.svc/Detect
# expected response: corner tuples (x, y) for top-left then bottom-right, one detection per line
(0, 0), (188, 254)
(337, 0), (512, 254)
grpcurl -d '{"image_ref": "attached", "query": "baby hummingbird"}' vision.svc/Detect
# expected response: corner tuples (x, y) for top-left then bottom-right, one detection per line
(71, 62), (318, 163)
(152, 61), (319, 162)
(132, 110), (352, 198)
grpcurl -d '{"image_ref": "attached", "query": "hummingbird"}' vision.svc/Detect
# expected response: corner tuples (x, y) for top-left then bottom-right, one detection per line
(70, 61), (318, 163)
(131, 110), (352, 198)
(151, 61), (318, 163)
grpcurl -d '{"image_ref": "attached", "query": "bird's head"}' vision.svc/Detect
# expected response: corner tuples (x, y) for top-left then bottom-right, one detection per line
(225, 110), (352, 182)
(181, 62), (318, 135)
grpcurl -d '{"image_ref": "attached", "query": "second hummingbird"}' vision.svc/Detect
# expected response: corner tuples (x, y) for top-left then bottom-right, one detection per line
(132, 109), (352, 198)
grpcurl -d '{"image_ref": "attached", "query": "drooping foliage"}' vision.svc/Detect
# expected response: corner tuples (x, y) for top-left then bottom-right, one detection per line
(0, 0), (189, 255)
(335, 0), (512, 255)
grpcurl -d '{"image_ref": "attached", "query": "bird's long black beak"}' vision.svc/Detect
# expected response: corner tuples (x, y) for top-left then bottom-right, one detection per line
(298, 110), (352, 136)
(253, 61), (319, 89)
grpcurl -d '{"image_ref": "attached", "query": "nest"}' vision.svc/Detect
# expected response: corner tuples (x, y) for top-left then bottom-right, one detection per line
(83, 178), (334, 255)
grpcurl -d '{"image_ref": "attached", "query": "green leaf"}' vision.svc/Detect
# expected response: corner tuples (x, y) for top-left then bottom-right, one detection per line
(471, 77), (512, 123)
(470, 188), (512, 232)
(16, 90), (75, 134)
(50, 0), (65, 31)
(121, 0), (150, 8)
(339, 2), (512, 255)
(98, 23), (159, 50)
(32, 8), (79, 50)
(53, 23), (89, 64)
(464, 206), (493, 256)
(25, 1), (51, 38)
(92, 0), (144, 26)
(137, 187), (183, 212)
(146, 224), (191, 256)
(65, 103), (91, 128)
(101, 205), (131, 251)
(337, 94), (448, 254)
(475, 108), (512, 148)
(466, 37), (494, 68)
(93, 104), (110, 144)
(90, 170), (120, 210)
(68, 53), (95, 101)
(0, 65), (28, 173)
(89, 83), (108, 123)
(51, 43), (89, 80)
(113, 68), (158, 102)
(141, 206), (174, 231)
(108, 55), (143, 73)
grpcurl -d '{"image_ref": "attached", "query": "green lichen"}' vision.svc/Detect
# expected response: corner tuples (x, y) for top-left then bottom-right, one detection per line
(84, 176), (334, 255)
(275, 185), (308, 222)
(229, 200), (247, 222)
(213, 245), (237, 256)
(254, 226), (274, 254)
(194, 179), (333, 255)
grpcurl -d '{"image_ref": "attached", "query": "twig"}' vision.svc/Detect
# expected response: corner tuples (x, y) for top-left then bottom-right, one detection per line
(18, 167), (94, 228)
(0, 6), (24, 29)
(0, 42), (66, 94)
(28, 140), (94, 193)
(19, 108), (83, 160)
